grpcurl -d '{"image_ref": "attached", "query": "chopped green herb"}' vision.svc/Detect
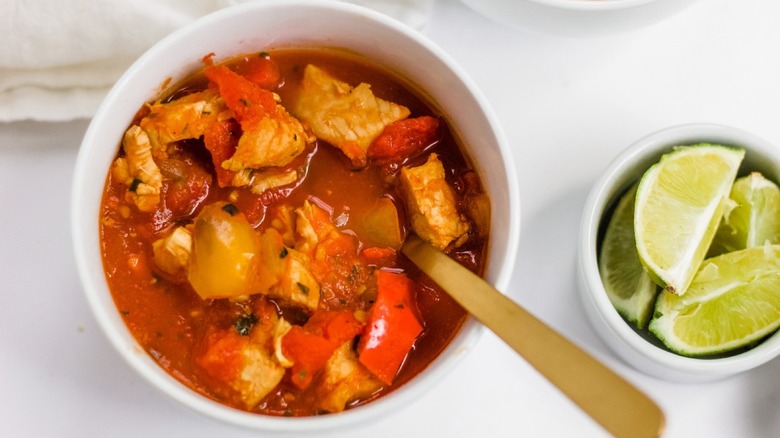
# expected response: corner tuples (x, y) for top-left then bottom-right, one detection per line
(222, 204), (239, 216)
(239, 98), (249, 107)
(280, 247), (289, 258)
(234, 314), (258, 336)
(259, 51), (270, 58)
(129, 178), (142, 192)
(297, 282), (310, 295)
(120, 310), (130, 316)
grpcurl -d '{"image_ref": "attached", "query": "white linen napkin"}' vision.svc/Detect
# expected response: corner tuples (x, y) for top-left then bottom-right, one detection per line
(0, 0), (433, 122)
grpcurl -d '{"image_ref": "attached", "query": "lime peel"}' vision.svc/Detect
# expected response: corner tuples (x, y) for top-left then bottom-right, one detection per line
(598, 184), (658, 328)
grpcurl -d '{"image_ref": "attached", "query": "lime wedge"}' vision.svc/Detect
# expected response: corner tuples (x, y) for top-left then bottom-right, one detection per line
(634, 144), (745, 295)
(709, 172), (780, 257)
(649, 245), (780, 356)
(599, 184), (658, 328)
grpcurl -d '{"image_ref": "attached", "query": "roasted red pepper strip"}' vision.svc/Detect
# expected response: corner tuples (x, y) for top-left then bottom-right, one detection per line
(282, 310), (364, 389)
(204, 65), (277, 123)
(368, 116), (440, 164)
(357, 270), (423, 385)
(203, 119), (239, 188)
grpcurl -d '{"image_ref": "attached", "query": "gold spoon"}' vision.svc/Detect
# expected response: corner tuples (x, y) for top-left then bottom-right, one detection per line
(402, 235), (665, 438)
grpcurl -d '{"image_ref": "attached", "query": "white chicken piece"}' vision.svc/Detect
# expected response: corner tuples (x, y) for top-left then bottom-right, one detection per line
(292, 64), (410, 167)
(255, 228), (321, 311)
(151, 226), (192, 277)
(250, 168), (299, 195)
(140, 88), (229, 159)
(294, 200), (337, 255)
(221, 105), (312, 173)
(268, 205), (297, 247)
(270, 248), (320, 311)
(398, 153), (470, 249)
(234, 343), (286, 408)
(196, 301), (285, 409)
(272, 318), (294, 368)
(314, 342), (383, 413)
(111, 125), (163, 212)
(230, 167), (299, 193)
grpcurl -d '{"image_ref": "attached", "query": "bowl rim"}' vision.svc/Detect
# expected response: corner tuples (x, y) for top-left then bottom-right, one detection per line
(71, 0), (521, 431)
(527, 0), (663, 12)
(579, 122), (780, 379)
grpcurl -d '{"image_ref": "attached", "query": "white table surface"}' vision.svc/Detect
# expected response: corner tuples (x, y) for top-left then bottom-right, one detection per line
(3, 1), (780, 437)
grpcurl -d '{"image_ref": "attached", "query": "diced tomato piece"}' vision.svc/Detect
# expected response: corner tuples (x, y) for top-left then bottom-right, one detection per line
(283, 326), (336, 388)
(233, 193), (267, 227)
(159, 158), (211, 219)
(368, 116), (440, 164)
(307, 309), (365, 341)
(239, 56), (281, 89)
(321, 233), (357, 257)
(197, 329), (246, 383)
(357, 270), (423, 385)
(282, 310), (364, 389)
(361, 246), (396, 262)
(126, 253), (152, 280)
(204, 65), (277, 122)
(203, 119), (239, 188)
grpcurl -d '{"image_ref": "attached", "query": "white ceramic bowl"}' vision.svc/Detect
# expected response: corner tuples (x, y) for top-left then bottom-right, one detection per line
(71, 0), (520, 432)
(579, 123), (780, 382)
(461, 0), (700, 36)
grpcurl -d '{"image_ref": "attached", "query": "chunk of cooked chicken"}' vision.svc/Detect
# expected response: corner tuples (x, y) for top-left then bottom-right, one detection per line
(151, 226), (192, 277)
(270, 247), (320, 311)
(221, 106), (312, 172)
(196, 300), (285, 409)
(292, 65), (410, 168)
(398, 153), (470, 249)
(140, 88), (229, 159)
(204, 64), (313, 175)
(272, 318), (294, 368)
(267, 205), (297, 247)
(294, 201), (337, 255)
(255, 228), (321, 311)
(111, 125), (163, 212)
(250, 168), (299, 195)
(313, 342), (383, 413)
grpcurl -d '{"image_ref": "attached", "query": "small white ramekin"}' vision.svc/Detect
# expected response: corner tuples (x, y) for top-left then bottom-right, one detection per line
(578, 123), (780, 382)
(461, 0), (700, 36)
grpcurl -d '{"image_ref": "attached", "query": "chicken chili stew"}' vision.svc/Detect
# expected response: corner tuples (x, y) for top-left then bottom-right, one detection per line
(99, 49), (491, 416)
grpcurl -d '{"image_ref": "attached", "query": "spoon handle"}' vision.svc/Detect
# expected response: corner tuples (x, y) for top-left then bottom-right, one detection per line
(402, 235), (665, 438)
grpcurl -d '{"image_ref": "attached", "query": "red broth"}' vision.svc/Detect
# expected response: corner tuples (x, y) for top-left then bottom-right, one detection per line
(99, 49), (489, 416)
